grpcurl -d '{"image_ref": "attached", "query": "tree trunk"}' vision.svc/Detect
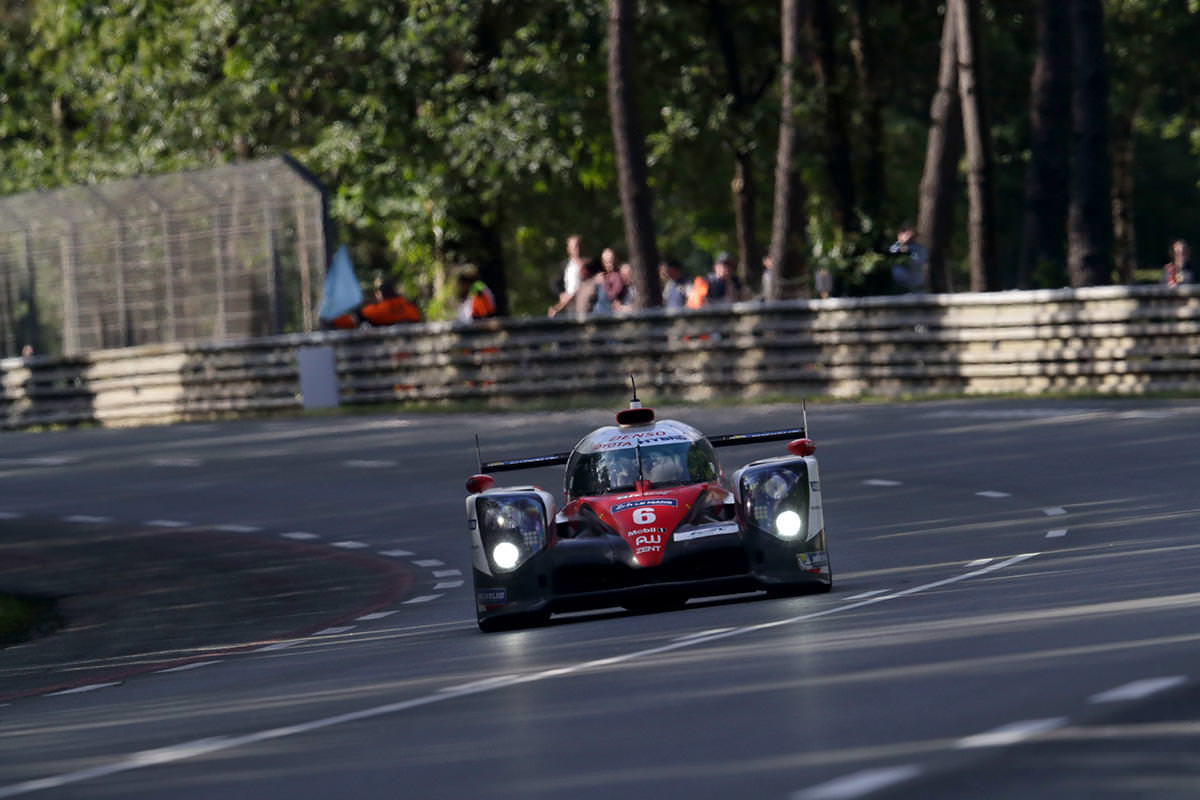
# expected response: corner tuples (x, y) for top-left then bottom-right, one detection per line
(1067, 0), (1113, 287)
(1111, 110), (1138, 284)
(847, 0), (885, 229)
(767, 0), (804, 300)
(916, 3), (962, 293)
(953, 0), (999, 291)
(732, 152), (759, 294)
(1017, 0), (1070, 289)
(607, 0), (661, 308)
(809, 0), (856, 233)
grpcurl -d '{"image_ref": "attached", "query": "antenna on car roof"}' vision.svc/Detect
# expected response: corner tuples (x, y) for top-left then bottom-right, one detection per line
(629, 373), (641, 409)
(802, 400), (808, 437)
(474, 433), (483, 473)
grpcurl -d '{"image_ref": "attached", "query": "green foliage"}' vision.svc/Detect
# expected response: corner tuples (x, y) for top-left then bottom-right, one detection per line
(2, 0), (1199, 315)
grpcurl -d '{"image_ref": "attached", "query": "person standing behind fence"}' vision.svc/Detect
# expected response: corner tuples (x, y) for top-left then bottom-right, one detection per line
(457, 266), (497, 322)
(614, 262), (637, 311)
(888, 222), (928, 293)
(704, 252), (742, 305)
(1164, 239), (1194, 287)
(359, 276), (423, 325)
(574, 258), (604, 316)
(594, 247), (626, 316)
(660, 259), (688, 309)
(549, 234), (586, 317)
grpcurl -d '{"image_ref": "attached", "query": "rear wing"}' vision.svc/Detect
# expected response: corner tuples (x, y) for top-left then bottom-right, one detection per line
(479, 425), (807, 475)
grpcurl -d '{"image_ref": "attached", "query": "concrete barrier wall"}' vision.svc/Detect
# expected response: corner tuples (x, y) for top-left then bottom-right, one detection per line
(2, 285), (1198, 429)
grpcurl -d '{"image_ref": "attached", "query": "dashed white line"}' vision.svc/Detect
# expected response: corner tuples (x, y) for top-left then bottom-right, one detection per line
(1089, 676), (1187, 704)
(965, 558), (994, 568)
(955, 717), (1067, 749)
(432, 569), (461, 578)
(331, 541), (369, 549)
(413, 559), (444, 568)
(150, 457), (202, 467)
(672, 628), (735, 643)
(0, 511), (24, 520)
(379, 549), (414, 557)
(46, 683), (121, 697)
(155, 661), (223, 674)
(255, 641), (300, 653)
(0, 553), (1039, 799)
(976, 491), (1011, 499)
(63, 515), (111, 524)
(343, 459), (396, 469)
(402, 595), (441, 605)
(357, 611), (399, 621)
(281, 532), (320, 541)
(26, 456), (76, 467)
(863, 479), (902, 487)
(434, 581), (464, 590)
(313, 626), (356, 636)
(1045, 529), (1068, 539)
(792, 765), (923, 799)
(213, 524), (260, 533)
(1043, 506), (1067, 516)
(144, 519), (188, 528)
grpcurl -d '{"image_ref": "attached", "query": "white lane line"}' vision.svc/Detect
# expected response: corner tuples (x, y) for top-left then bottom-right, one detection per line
(432, 569), (461, 578)
(413, 559), (444, 567)
(0, 511), (23, 520)
(955, 717), (1067, 749)
(1043, 507), (1067, 516)
(965, 558), (993, 568)
(27, 456), (77, 467)
(155, 661), (223, 674)
(672, 628), (735, 643)
(213, 524), (260, 533)
(0, 553), (1039, 800)
(1045, 529), (1068, 539)
(45, 683), (121, 697)
(357, 611), (399, 621)
(863, 479), (902, 487)
(402, 595), (441, 605)
(255, 641), (300, 653)
(792, 766), (923, 800)
(144, 519), (188, 528)
(379, 549), (414, 557)
(1089, 676), (1187, 704)
(343, 459), (396, 469)
(438, 675), (523, 694)
(434, 581), (464, 590)
(63, 515), (111, 524)
(150, 457), (202, 467)
(313, 626), (356, 636)
(281, 532), (320, 541)
(331, 541), (369, 549)
(843, 589), (890, 601)
(976, 491), (1011, 498)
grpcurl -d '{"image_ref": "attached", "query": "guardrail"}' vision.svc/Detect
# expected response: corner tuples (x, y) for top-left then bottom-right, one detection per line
(2, 285), (1198, 430)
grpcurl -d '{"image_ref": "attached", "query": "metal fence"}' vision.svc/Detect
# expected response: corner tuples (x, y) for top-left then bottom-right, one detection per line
(0, 155), (330, 358)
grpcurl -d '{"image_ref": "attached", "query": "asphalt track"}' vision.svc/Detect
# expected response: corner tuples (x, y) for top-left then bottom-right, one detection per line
(1, 398), (1199, 799)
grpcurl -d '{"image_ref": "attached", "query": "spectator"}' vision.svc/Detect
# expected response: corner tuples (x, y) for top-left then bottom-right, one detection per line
(549, 234), (586, 317)
(815, 267), (833, 299)
(705, 252), (742, 304)
(761, 255), (776, 300)
(1164, 239), (1194, 287)
(888, 222), (928, 293)
(359, 276), (422, 325)
(660, 259), (688, 309)
(574, 258), (604, 316)
(595, 247), (626, 316)
(614, 262), (637, 311)
(457, 266), (497, 322)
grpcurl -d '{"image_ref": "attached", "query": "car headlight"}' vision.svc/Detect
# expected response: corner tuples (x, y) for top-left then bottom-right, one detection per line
(476, 495), (547, 573)
(740, 462), (810, 541)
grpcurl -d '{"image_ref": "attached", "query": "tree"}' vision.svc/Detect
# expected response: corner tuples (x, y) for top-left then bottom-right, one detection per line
(766, 0), (805, 301)
(916, 4), (962, 293)
(953, 0), (999, 291)
(608, 0), (661, 308)
(1018, 0), (1071, 289)
(1067, 0), (1113, 287)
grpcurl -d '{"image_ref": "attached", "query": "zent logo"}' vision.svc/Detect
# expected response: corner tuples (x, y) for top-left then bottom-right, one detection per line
(632, 507), (657, 525)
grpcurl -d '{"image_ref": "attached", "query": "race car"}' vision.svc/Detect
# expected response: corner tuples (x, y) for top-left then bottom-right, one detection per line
(464, 398), (831, 631)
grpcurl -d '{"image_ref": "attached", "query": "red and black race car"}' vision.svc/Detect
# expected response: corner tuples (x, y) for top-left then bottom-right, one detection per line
(464, 399), (832, 631)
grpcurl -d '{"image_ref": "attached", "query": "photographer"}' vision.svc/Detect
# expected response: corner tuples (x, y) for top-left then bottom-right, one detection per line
(888, 222), (928, 294)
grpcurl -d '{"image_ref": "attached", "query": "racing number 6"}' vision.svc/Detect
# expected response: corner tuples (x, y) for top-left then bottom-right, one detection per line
(633, 507), (656, 525)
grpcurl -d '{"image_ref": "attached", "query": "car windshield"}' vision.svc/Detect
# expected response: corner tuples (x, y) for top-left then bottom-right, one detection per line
(566, 440), (719, 497)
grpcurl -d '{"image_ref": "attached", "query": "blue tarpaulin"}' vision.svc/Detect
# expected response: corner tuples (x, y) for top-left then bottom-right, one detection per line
(318, 244), (363, 321)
